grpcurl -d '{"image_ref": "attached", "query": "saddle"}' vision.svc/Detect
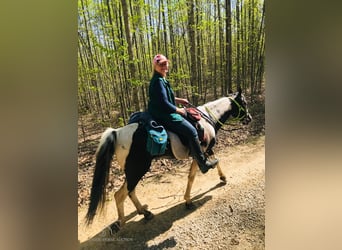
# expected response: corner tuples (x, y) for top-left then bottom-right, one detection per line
(185, 108), (206, 144)
(128, 111), (207, 158)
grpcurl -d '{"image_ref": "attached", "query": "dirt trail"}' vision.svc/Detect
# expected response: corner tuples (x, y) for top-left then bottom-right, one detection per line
(78, 135), (265, 249)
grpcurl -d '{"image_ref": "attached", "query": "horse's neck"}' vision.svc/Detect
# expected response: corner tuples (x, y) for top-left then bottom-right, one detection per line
(201, 97), (232, 120)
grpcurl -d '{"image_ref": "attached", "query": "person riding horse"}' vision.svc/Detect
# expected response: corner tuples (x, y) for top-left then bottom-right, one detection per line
(85, 81), (252, 229)
(147, 54), (218, 173)
(85, 53), (252, 230)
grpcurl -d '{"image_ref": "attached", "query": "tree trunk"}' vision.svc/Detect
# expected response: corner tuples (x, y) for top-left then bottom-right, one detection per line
(225, 0), (232, 94)
(236, 0), (241, 91)
(120, 0), (140, 111)
(187, 0), (198, 104)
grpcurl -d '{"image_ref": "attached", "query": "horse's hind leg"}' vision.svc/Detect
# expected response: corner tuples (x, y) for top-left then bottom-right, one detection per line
(112, 181), (129, 232)
(184, 160), (198, 209)
(129, 189), (154, 220)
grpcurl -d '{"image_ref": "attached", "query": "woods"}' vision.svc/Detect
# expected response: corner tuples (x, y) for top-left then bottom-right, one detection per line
(78, 0), (265, 125)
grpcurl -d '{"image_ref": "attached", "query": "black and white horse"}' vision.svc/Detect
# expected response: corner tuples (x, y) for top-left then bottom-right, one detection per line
(85, 89), (252, 231)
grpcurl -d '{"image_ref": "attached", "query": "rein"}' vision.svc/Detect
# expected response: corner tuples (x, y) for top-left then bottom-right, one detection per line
(186, 97), (246, 131)
(185, 102), (216, 127)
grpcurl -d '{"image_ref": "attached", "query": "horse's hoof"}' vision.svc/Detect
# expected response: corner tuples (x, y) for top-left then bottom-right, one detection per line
(185, 202), (196, 210)
(220, 176), (227, 184)
(143, 210), (154, 221)
(109, 221), (121, 234)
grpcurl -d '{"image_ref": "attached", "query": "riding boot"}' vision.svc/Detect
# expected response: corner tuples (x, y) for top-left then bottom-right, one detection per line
(189, 137), (218, 174)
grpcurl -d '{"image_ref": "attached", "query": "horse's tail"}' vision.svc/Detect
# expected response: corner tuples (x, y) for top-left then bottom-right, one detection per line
(85, 128), (116, 225)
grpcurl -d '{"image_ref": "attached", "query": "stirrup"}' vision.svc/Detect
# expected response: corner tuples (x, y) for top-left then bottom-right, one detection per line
(198, 158), (218, 174)
(206, 158), (218, 168)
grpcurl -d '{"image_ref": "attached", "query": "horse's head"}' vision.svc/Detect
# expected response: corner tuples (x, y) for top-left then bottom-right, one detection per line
(229, 88), (252, 125)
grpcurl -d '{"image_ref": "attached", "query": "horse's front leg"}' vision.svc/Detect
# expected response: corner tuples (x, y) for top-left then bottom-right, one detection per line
(184, 160), (198, 209)
(209, 151), (227, 183)
(217, 162), (227, 183)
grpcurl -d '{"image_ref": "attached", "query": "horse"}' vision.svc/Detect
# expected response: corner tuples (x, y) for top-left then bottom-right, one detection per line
(85, 88), (252, 231)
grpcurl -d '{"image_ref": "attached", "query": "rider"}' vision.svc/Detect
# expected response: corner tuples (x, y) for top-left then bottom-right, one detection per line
(147, 54), (218, 173)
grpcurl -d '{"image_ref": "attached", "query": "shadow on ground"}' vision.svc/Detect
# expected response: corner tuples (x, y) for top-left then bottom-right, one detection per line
(80, 182), (226, 250)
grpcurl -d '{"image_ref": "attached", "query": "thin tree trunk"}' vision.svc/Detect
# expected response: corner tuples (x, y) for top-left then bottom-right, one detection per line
(236, 0), (241, 90)
(196, 0), (202, 99)
(121, 0), (140, 111)
(225, 0), (232, 94)
(187, 0), (198, 104)
(249, 0), (255, 94)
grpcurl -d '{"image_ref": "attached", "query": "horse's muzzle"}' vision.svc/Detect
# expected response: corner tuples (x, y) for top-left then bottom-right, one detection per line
(242, 113), (252, 125)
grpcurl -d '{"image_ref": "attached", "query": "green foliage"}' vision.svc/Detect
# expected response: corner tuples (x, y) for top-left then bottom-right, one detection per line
(78, 0), (265, 117)
(131, 78), (143, 87)
(118, 117), (125, 127)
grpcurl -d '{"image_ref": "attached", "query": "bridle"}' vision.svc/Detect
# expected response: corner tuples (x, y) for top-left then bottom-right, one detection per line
(227, 97), (247, 123)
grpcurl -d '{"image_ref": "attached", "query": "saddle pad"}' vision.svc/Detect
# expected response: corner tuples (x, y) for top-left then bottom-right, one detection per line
(167, 131), (190, 160)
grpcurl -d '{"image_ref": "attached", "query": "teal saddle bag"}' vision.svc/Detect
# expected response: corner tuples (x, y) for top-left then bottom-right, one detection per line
(128, 112), (168, 156)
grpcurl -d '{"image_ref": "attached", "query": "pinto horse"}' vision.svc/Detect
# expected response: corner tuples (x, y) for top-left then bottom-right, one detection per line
(85, 89), (252, 231)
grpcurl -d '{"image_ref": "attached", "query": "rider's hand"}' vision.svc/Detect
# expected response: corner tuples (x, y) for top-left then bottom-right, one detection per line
(176, 107), (187, 116)
(175, 98), (189, 106)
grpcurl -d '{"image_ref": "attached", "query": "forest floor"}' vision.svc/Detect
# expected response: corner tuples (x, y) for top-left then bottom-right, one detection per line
(77, 94), (265, 249)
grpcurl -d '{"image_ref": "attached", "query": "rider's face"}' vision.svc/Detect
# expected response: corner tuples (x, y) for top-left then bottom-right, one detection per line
(155, 61), (169, 77)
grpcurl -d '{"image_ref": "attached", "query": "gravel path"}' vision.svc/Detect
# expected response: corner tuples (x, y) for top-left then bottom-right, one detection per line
(78, 135), (265, 250)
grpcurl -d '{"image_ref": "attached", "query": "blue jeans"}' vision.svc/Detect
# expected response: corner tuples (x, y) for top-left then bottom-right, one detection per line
(157, 118), (198, 142)
(157, 116), (218, 173)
